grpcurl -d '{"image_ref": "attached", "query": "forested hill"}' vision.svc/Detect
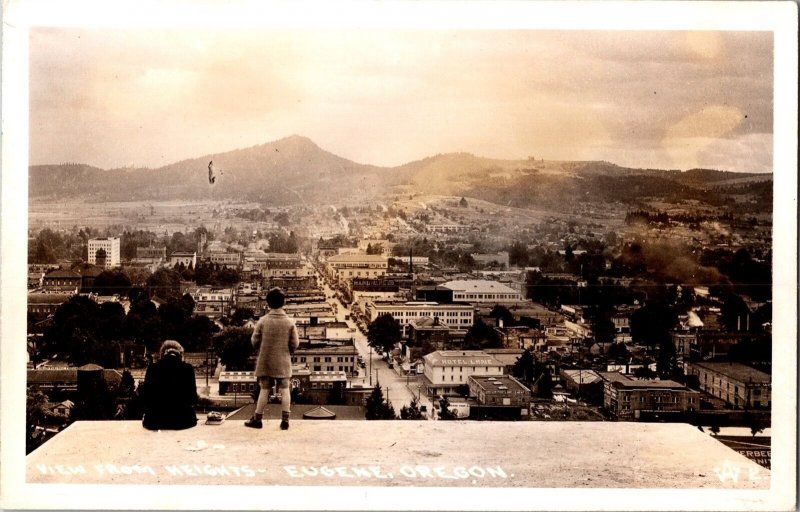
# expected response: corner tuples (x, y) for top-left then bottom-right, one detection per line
(30, 136), (772, 209)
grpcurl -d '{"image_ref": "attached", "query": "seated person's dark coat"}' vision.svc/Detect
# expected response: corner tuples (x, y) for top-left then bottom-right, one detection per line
(141, 353), (198, 430)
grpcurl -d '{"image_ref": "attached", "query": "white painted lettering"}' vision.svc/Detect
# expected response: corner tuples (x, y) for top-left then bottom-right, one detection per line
(399, 466), (417, 478)
(284, 466), (302, 478)
(453, 467), (470, 479)
(179, 465), (198, 476)
(415, 465), (434, 478)
(301, 466), (318, 477)
(434, 466), (457, 479)
(468, 466), (486, 478)
(241, 466), (255, 477)
(334, 467), (354, 478)
(164, 465), (183, 476)
(485, 466), (508, 478)
(320, 466), (335, 477)
(369, 466), (389, 479)
(351, 466), (372, 478)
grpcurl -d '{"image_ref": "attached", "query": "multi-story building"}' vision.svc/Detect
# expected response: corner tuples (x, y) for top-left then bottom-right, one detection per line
(441, 280), (523, 303)
(207, 251), (242, 268)
(88, 237), (121, 268)
(283, 302), (337, 325)
(188, 287), (234, 318)
(348, 277), (406, 304)
(599, 372), (700, 420)
(136, 246), (166, 260)
(325, 254), (388, 282)
(169, 251), (197, 269)
(426, 223), (470, 234)
(42, 269), (82, 292)
(291, 342), (359, 374)
(685, 362), (771, 409)
(468, 375), (531, 408)
(422, 350), (504, 397)
(366, 301), (474, 336)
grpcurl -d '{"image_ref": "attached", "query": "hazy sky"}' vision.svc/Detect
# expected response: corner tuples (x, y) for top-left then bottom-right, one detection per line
(29, 28), (773, 172)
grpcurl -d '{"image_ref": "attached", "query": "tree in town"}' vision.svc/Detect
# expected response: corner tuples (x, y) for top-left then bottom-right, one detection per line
(535, 367), (554, 399)
(367, 314), (402, 355)
(230, 307), (256, 327)
(96, 301), (126, 341)
(512, 349), (536, 386)
(508, 241), (529, 267)
(178, 315), (220, 352)
(92, 269), (132, 296)
(122, 297), (163, 354)
(656, 339), (680, 379)
(146, 267), (183, 301)
(365, 384), (396, 420)
(158, 296), (194, 340)
(213, 326), (254, 371)
(745, 412), (767, 439)
(633, 365), (657, 379)
(399, 397), (425, 420)
(122, 265), (152, 288)
(26, 386), (52, 454)
(463, 318), (502, 349)
(63, 329), (120, 368)
(630, 301), (678, 346)
(606, 341), (629, 361)
(438, 396), (458, 420)
(720, 292), (751, 332)
(488, 304), (515, 327)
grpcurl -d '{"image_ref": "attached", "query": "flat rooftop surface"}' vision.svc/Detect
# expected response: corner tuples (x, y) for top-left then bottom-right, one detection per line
(26, 420), (768, 488)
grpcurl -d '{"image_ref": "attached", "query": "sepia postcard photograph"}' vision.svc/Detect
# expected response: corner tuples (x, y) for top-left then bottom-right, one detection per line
(1, 1), (797, 510)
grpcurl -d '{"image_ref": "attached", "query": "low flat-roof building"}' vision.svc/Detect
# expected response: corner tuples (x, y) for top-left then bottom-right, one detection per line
(685, 362), (771, 409)
(169, 251), (197, 269)
(599, 372), (699, 420)
(325, 253), (388, 283)
(468, 375), (530, 408)
(441, 280), (523, 303)
(28, 292), (73, 317)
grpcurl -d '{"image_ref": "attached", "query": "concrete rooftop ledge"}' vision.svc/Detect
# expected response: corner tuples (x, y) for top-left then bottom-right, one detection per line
(27, 420), (768, 489)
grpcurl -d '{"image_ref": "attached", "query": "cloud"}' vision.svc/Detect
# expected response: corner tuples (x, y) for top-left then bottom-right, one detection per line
(29, 28), (773, 171)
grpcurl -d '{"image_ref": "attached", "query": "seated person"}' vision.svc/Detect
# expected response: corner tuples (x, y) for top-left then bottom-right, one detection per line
(141, 340), (198, 431)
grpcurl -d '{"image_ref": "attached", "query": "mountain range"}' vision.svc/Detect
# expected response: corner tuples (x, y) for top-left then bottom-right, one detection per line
(29, 135), (772, 209)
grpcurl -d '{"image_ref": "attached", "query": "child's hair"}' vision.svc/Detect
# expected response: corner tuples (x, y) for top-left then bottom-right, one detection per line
(266, 287), (286, 309)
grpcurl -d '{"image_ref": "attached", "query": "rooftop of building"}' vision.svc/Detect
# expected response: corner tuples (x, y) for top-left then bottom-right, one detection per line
(598, 372), (691, 390)
(469, 375), (530, 393)
(326, 253), (388, 262)
(442, 280), (520, 294)
(43, 269), (82, 279)
(424, 351), (503, 367)
(371, 301), (473, 309)
(27, 292), (75, 303)
(688, 361), (771, 383)
(561, 369), (603, 385)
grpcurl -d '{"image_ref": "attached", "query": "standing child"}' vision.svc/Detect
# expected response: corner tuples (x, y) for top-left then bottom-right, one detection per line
(246, 287), (300, 430)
